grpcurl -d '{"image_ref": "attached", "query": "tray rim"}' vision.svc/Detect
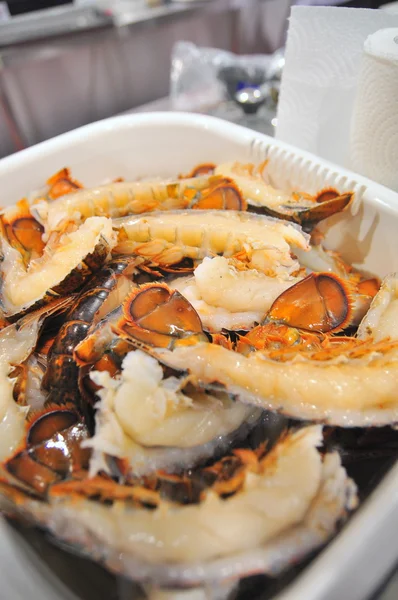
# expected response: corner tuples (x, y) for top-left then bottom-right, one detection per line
(2, 111), (398, 204)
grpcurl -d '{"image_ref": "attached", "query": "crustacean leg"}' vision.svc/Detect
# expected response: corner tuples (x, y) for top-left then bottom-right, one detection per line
(114, 233), (197, 277)
(236, 322), (324, 355)
(114, 236), (199, 274)
(113, 210), (310, 277)
(43, 257), (138, 411)
(357, 277), (380, 298)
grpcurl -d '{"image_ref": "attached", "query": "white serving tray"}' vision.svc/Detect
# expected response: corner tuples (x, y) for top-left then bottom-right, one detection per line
(1, 112), (398, 600)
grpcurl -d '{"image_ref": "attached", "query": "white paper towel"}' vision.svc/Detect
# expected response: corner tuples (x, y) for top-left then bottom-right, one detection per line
(276, 6), (398, 166)
(349, 28), (398, 191)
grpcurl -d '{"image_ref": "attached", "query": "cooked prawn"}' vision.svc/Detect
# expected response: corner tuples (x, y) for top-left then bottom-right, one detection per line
(32, 176), (245, 234)
(0, 298), (73, 461)
(0, 426), (356, 586)
(158, 273), (398, 427)
(0, 216), (116, 317)
(214, 162), (354, 229)
(114, 210), (309, 277)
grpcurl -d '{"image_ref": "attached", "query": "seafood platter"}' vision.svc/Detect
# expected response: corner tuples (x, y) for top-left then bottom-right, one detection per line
(0, 112), (398, 600)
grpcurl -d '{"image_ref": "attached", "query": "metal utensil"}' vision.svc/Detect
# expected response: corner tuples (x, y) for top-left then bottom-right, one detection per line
(234, 85), (268, 115)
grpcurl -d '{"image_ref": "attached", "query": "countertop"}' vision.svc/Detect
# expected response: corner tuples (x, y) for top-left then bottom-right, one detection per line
(0, 0), (263, 54)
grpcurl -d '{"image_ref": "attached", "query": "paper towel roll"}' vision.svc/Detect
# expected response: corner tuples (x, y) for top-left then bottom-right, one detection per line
(349, 28), (398, 191)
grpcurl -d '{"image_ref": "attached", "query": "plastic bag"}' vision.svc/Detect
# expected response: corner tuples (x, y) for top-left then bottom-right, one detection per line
(170, 41), (284, 113)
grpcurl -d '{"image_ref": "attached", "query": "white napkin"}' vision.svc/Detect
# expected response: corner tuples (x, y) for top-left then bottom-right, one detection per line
(349, 28), (398, 191)
(275, 6), (398, 166)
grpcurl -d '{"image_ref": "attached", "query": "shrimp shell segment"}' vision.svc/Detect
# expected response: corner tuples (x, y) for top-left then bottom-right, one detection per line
(33, 176), (246, 234)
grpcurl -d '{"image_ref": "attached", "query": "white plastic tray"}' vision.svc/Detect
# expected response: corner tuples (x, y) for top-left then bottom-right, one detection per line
(1, 112), (398, 600)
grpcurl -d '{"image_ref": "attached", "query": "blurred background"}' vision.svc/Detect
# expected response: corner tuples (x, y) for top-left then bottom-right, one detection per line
(0, 0), (396, 159)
